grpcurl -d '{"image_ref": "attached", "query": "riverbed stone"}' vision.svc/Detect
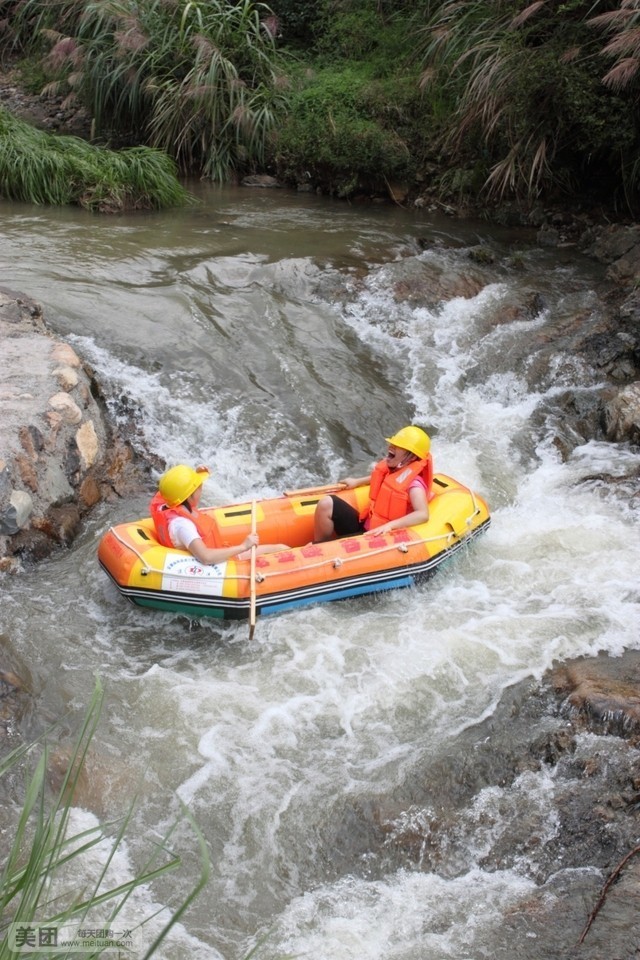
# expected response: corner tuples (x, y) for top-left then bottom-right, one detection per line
(603, 381), (640, 445)
(79, 475), (101, 508)
(586, 223), (640, 263)
(75, 419), (99, 469)
(553, 655), (640, 737)
(54, 365), (79, 391)
(383, 254), (491, 306)
(48, 391), (83, 425)
(40, 459), (74, 504)
(241, 174), (281, 188)
(0, 666), (32, 740)
(51, 342), (82, 367)
(0, 490), (34, 534)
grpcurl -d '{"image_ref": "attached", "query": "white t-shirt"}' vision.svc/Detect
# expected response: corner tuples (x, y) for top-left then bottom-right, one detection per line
(167, 516), (201, 550)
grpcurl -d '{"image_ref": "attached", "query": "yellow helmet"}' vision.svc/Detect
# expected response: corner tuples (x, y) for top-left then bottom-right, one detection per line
(385, 425), (431, 459)
(158, 464), (208, 507)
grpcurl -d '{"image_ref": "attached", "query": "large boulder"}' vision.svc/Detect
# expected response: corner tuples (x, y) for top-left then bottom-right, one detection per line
(0, 287), (148, 568)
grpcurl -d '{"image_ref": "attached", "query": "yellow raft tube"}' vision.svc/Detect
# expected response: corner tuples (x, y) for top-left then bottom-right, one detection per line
(97, 475), (490, 621)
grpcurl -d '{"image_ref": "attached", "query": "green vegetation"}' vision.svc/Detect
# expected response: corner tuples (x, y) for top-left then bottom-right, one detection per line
(0, 107), (190, 210)
(279, 0), (640, 211)
(274, 66), (418, 198)
(272, 0), (432, 198)
(2, 0), (640, 212)
(10, 0), (289, 183)
(0, 679), (209, 959)
(414, 0), (640, 209)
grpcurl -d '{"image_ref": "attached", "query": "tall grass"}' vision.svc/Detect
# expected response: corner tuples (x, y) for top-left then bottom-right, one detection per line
(413, 0), (640, 208)
(0, 106), (191, 209)
(589, 0), (640, 91)
(0, 678), (209, 959)
(11, 0), (290, 182)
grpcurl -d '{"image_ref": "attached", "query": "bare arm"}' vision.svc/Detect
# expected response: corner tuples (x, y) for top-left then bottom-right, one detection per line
(188, 533), (258, 565)
(341, 475), (370, 489)
(369, 484), (429, 536)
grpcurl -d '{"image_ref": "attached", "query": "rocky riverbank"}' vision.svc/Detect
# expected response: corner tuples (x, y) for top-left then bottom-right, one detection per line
(0, 287), (148, 570)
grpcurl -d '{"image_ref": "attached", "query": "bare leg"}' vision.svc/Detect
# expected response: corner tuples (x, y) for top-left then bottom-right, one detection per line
(314, 495), (336, 542)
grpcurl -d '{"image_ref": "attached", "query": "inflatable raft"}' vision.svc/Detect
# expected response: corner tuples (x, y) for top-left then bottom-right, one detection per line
(98, 475), (490, 621)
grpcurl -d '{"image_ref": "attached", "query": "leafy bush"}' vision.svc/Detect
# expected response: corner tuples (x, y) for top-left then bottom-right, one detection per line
(267, 0), (322, 46)
(274, 66), (419, 196)
(313, 0), (415, 70)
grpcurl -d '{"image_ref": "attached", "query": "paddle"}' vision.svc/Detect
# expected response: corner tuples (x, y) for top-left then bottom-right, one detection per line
(249, 499), (257, 640)
(283, 482), (348, 497)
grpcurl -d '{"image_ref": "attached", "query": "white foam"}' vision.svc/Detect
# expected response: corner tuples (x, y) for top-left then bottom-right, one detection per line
(250, 867), (536, 960)
(3, 196), (638, 959)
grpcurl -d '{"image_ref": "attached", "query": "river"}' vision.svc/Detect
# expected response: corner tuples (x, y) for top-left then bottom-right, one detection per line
(1, 184), (639, 959)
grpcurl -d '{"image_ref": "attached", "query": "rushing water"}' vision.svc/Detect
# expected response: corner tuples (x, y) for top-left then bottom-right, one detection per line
(1, 184), (639, 959)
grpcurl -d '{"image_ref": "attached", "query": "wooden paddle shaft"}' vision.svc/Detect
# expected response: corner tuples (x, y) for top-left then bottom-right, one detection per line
(249, 500), (257, 639)
(283, 482), (348, 497)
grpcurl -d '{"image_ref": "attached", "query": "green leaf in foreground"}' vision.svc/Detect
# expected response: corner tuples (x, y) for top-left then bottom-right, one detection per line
(0, 678), (209, 959)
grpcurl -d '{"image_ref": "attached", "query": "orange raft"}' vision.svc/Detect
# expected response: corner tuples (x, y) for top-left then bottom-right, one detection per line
(97, 475), (490, 621)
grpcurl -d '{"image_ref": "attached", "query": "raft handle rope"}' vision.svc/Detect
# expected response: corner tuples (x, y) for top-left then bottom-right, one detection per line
(107, 497), (483, 585)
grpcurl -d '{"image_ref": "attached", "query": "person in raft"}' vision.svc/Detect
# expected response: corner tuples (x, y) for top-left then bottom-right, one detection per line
(313, 425), (432, 542)
(150, 464), (288, 563)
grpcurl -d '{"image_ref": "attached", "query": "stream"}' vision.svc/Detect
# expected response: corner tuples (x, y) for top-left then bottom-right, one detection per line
(1, 183), (639, 959)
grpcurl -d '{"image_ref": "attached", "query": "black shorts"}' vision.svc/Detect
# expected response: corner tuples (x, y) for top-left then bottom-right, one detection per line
(330, 495), (366, 537)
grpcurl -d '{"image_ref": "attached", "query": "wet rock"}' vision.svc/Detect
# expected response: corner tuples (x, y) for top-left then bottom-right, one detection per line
(75, 420), (99, 469)
(387, 181), (409, 204)
(537, 223), (562, 247)
(486, 289), (546, 326)
(47, 747), (144, 818)
(0, 286), (150, 565)
(603, 382), (640, 445)
(32, 503), (82, 545)
(324, 651), (640, 874)
(0, 489), (33, 534)
(0, 646), (33, 742)
(48, 392), (83, 425)
(241, 174), (281, 189)
(54, 365), (79, 391)
(78, 475), (101, 508)
(468, 244), (496, 264)
(51, 342), (82, 368)
(383, 255), (492, 307)
(552, 654), (640, 738)
(586, 224), (640, 266)
(580, 315), (640, 383)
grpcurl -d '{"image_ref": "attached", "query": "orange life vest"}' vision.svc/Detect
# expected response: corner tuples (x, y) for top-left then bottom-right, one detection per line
(150, 491), (222, 548)
(361, 455), (433, 528)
